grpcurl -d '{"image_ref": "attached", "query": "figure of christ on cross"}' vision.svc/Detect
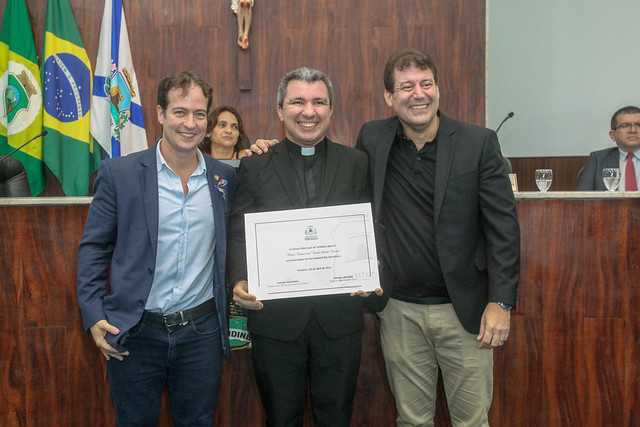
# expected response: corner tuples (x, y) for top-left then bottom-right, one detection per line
(232, 0), (253, 49)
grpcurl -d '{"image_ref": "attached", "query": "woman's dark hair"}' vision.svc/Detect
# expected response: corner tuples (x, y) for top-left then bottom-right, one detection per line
(199, 105), (247, 154)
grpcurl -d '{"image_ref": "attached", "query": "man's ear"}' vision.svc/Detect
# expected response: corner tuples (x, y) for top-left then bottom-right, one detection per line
(384, 90), (393, 107)
(157, 105), (165, 124)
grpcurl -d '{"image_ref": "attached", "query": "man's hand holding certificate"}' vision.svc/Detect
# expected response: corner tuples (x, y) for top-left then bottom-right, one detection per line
(243, 203), (381, 301)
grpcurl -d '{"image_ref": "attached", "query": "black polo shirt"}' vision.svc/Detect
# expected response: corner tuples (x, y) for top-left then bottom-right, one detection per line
(381, 128), (448, 304)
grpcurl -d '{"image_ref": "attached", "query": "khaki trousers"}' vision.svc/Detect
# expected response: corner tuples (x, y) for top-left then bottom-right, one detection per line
(379, 299), (493, 427)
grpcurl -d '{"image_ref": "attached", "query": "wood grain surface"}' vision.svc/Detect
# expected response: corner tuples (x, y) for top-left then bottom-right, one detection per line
(3, 198), (640, 425)
(1, 0), (485, 196)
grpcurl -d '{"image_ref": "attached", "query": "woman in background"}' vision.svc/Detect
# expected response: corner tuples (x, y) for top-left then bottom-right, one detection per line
(200, 105), (249, 160)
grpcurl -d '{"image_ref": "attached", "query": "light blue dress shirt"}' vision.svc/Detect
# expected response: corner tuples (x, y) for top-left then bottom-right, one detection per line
(145, 141), (216, 313)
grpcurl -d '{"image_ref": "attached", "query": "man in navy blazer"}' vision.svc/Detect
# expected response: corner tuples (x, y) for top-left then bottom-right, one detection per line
(576, 106), (640, 191)
(355, 48), (520, 426)
(77, 71), (235, 426)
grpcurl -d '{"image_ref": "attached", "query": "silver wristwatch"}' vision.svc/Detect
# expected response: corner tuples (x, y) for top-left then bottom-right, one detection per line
(497, 302), (513, 311)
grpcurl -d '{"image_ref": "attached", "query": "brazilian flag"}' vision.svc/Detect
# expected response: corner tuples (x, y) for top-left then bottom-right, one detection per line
(41, 0), (100, 196)
(0, 0), (45, 196)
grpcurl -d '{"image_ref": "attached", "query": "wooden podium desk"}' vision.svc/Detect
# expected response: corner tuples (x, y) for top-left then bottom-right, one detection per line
(500, 191), (640, 427)
(1, 193), (639, 426)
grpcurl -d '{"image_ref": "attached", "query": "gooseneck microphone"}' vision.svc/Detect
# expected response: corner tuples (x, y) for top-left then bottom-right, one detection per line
(0, 130), (48, 163)
(495, 112), (514, 133)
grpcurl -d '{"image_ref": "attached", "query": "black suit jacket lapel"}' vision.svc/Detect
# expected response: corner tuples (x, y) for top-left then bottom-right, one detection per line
(317, 139), (340, 206)
(373, 119), (398, 217)
(434, 115), (456, 224)
(272, 141), (306, 207)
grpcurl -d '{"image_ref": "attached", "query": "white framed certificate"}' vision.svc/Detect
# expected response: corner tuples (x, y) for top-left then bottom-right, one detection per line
(244, 203), (380, 300)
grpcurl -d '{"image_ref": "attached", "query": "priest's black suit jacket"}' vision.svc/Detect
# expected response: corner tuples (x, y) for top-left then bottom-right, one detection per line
(227, 138), (371, 341)
(355, 113), (520, 334)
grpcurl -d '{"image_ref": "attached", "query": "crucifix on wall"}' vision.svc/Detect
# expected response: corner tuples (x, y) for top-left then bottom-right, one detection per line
(232, 0), (253, 49)
(232, 0), (253, 90)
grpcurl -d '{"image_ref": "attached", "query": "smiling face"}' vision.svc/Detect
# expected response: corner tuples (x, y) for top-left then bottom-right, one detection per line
(610, 113), (640, 153)
(156, 85), (208, 159)
(277, 79), (333, 147)
(384, 65), (440, 138)
(210, 110), (240, 149)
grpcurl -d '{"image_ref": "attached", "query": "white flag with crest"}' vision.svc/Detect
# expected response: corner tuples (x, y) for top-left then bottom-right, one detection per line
(90, 0), (147, 157)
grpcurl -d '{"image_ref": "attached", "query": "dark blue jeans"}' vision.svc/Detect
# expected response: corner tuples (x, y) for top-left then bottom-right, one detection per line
(106, 311), (223, 427)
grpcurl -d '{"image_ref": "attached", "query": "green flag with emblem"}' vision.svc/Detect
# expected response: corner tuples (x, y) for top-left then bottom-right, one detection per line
(0, 0), (45, 196)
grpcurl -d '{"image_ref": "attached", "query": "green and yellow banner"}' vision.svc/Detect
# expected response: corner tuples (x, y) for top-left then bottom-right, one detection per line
(0, 0), (45, 196)
(42, 0), (100, 196)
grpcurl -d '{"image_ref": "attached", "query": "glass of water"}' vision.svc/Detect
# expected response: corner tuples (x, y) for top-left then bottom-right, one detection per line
(602, 168), (620, 191)
(535, 169), (553, 192)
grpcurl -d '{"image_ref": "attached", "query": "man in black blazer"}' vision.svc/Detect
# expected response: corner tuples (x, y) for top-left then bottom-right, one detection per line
(355, 48), (520, 426)
(576, 106), (640, 191)
(228, 67), (381, 427)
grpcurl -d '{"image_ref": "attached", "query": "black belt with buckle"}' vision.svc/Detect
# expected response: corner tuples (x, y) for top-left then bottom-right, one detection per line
(144, 299), (216, 327)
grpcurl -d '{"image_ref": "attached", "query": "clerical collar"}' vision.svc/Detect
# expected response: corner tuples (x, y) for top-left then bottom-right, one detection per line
(284, 138), (327, 157)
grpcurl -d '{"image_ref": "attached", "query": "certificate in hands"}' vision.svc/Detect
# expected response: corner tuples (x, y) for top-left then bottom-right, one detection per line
(244, 203), (380, 300)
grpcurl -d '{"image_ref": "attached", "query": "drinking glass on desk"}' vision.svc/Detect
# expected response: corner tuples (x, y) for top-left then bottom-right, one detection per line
(602, 168), (620, 191)
(535, 169), (553, 192)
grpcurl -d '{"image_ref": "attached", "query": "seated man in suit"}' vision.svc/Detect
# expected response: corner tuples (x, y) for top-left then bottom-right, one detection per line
(229, 67), (382, 427)
(577, 105), (640, 191)
(77, 71), (235, 426)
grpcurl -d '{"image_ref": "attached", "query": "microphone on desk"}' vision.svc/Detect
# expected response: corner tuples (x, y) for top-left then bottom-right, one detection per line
(495, 112), (514, 134)
(0, 130), (48, 164)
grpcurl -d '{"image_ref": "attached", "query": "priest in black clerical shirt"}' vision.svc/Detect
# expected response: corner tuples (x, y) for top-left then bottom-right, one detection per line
(227, 67), (382, 427)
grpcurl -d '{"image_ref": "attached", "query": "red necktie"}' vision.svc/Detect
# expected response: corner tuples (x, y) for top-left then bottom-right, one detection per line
(626, 152), (638, 191)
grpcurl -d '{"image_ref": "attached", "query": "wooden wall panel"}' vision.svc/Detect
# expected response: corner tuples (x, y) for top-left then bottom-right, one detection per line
(350, 315), (398, 426)
(25, 327), (68, 425)
(515, 201), (544, 316)
(223, 349), (265, 426)
(1, 332), (25, 425)
(542, 201), (586, 426)
(1, 0), (486, 195)
(4, 198), (640, 425)
(0, 205), (95, 426)
(495, 315), (543, 425)
(623, 203), (640, 425)
(583, 318), (625, 426)
(510, 156), (588, 191)
(67, 325), (116, 427)
(584, 201), (627, 317)
(2, 1), (601, 195)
